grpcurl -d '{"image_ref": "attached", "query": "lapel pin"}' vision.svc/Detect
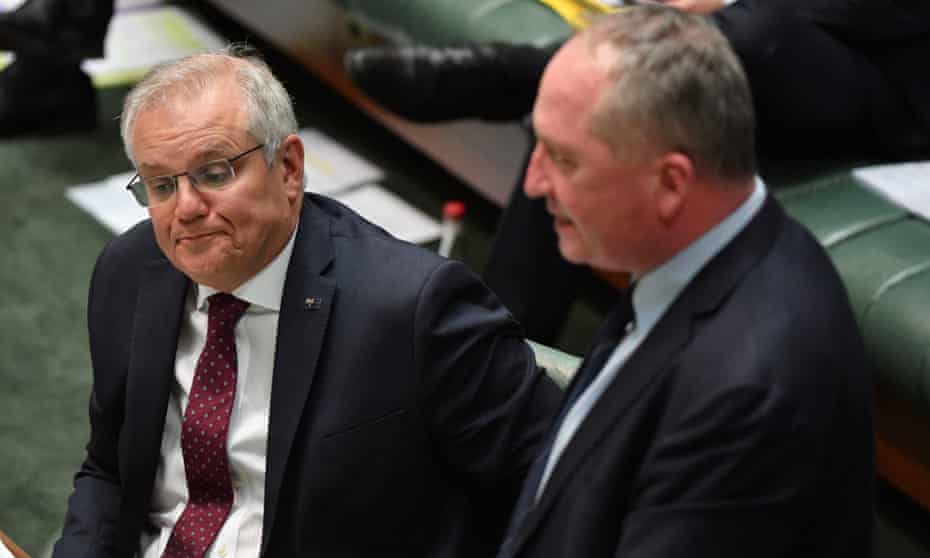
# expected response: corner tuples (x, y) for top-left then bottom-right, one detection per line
(304, 296), (322, 310)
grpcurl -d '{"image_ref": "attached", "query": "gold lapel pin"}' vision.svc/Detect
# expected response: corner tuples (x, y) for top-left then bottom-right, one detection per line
(304, 296), (322, 310)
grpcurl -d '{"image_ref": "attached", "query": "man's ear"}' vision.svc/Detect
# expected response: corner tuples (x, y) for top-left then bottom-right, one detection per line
(655, 152), (695, 224)
(278, 134), (305, 203)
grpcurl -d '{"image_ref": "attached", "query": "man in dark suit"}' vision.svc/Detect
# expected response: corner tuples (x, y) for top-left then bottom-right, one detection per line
(52, 46), (559, 558)
(497, 6), (874, 557)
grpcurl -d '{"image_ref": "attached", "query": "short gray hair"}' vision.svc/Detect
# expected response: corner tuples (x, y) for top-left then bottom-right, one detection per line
(120, 44), (298, 166)
(584, 5), (755, 181)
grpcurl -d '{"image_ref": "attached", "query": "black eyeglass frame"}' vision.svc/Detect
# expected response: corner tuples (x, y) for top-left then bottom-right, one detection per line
(125, 143), (266, 207)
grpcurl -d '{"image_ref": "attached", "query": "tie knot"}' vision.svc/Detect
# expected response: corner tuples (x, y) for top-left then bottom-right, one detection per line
(207, 293), (249, 327)
(601, 285), (636, 342)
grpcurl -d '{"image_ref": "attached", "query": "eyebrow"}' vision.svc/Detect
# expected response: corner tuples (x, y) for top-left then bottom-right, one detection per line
(530, 111), (567, 153)
(538, 136), (573, 160)
(189, 144), (239, 164)
(137, 145), (237, 175)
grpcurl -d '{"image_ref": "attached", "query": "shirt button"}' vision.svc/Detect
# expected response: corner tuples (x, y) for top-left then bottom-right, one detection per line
(625, 321), (635, 334)
(218, 547), (228, 557)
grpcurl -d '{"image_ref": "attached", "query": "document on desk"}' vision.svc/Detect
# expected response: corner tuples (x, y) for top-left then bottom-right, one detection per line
(82, 5), (227, 87)
(852, 161), (930, 222)
(299, 129), (385, 196)
(0, 540), (15, 558)
(335, 183), (440, 245)
(66, 171), (147, 235)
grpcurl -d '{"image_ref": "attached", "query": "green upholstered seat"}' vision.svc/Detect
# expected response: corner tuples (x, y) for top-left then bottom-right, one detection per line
(776, 175), (907, 248)
(777, 175), (930, 411)
(529, 340), (580, 388)
(332, 0), (572, 46)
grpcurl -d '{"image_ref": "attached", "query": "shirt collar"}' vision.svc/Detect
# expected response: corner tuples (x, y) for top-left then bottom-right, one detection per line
(195, 227), (298, 313)
(631, 177), (767, 333)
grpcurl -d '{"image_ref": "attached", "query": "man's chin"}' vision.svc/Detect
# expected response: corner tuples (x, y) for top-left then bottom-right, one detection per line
(556, 236), (591, 267)
(172, 254), (228, 283)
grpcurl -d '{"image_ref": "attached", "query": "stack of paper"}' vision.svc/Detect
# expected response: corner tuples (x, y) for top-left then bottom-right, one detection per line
(852, 161), (930, 222)
(299, 129), (384, 195)
(85, 5), (228, 87)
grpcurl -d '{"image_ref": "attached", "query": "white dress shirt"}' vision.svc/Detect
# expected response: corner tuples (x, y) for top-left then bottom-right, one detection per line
(536, 178), (766, 500)
(139, 230), (297, 558)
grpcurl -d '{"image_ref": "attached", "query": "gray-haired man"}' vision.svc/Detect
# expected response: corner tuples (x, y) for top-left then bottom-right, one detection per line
(498, 6), (873, 557)
(54, 47), (559, 558)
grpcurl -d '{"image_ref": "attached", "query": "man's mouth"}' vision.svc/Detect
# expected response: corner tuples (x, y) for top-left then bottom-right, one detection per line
(178, 231), (220, 243)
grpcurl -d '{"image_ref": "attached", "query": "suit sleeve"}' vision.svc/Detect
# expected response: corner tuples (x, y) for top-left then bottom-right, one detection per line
(413, 259), (561, 542)
(615, 381), (822, 558)
(53, 247), (125, 558)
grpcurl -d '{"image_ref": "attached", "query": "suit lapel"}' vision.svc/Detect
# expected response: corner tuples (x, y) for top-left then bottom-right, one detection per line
(117, 258), (188, 554)
(507, 298), (693, 553)
(261, 201), (336, 555)
(507, 197), (785, 555)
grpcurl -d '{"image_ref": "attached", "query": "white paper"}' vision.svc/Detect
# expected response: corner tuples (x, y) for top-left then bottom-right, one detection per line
(298, 129), (384, 195)
(0, 539), (16, 558)
(0, 4), (226, 86)
(83, 6), (228, 87)
(66, 171), (149, 235)
(0, 0), (26, 10)
(852, 161), (930, 221)
(332, 184), (440, 245)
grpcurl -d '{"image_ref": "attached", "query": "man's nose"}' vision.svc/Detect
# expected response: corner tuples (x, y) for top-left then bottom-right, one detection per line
(174, 175), (208, 219)
(523, 143), (549, 198)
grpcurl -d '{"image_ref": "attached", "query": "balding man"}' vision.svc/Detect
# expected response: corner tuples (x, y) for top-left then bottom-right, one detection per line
(498, 6), (873, 558)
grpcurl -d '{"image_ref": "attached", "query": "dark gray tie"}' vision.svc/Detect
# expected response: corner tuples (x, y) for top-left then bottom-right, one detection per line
(499, 287), (635, 557)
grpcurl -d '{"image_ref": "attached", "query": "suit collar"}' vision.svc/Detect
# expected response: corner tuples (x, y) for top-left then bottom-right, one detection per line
(118, 257), (189, 555)
(261, 197), (336, 554)
(506, 195), (785, 555)
(631, 177), (766, 334)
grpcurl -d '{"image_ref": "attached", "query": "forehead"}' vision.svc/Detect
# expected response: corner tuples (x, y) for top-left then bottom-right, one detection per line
(534, 39), (609, 138)
(130, 79), (249, 160)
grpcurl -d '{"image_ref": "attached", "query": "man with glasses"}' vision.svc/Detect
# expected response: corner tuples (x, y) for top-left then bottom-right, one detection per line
(52, 47), (558, 558)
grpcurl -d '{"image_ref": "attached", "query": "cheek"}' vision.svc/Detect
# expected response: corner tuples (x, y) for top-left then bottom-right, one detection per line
(149, 212), (175, 253)
(224, 197), (286, 246)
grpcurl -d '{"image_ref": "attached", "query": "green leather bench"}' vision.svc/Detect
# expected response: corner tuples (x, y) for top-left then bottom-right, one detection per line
(529, 340), (580, 388)
(332, 0), (573, 47)
(775, 176), (930, 509)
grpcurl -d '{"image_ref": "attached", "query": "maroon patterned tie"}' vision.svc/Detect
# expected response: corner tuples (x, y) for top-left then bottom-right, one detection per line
(162, 293), (249, 558)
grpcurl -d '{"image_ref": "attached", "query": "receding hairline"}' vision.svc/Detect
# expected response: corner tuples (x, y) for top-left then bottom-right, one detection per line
(568, 8), (757, 181)
(128, 54), (246, 121)
(123, 54), (257, 161)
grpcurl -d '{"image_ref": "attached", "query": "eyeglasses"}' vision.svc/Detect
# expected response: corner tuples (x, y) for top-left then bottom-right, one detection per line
(126, 144), (266, 207)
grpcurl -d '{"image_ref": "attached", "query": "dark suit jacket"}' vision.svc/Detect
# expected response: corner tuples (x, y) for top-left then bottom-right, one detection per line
(500, 197), (874, 558)
(53, 193), (560, 558)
